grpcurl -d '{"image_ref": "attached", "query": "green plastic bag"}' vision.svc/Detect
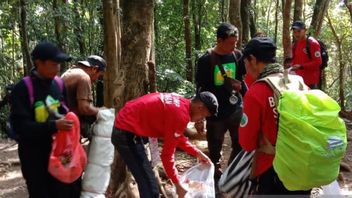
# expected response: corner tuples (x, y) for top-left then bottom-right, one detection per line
(273, 89), (347, 190)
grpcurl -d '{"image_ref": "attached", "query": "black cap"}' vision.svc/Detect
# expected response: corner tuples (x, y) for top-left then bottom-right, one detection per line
(291, 21), (306, 30)
(216, 22), (238, 39)
(78, 55), (107, 71)
(195, 91), (218, 116)
(243, 37), (277, 62)
(31, 41), (71, 62)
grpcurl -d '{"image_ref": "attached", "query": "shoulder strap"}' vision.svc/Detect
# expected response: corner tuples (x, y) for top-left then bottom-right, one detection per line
(256, 71), (308, 106)
(23, 76), (34, 106)
(53, 76), (68, 112)
(306, 36), (312, 59)
(53, 76), (64, 93)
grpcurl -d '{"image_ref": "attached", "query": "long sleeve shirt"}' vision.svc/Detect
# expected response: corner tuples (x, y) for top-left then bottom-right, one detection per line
(114, 92), (200, 184)
(292, 37), (322, 86)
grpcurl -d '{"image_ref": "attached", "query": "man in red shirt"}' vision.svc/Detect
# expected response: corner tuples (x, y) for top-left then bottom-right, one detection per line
(111, 92), (216, 198)
(291, 21), (322, 89)
(239, 37), (311, 195)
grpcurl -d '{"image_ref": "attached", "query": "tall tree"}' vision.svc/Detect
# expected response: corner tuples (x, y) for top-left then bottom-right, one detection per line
(310, 0), (330, 37)
(102, 0), (121, 108)
(53, 0), (67, 72)
(183, 0), (193, 82)
(293, 0), (303, 21)
(229, 0), (242, 48)
(241, 0), (251, 44)
(73, 0), (86, 57)
(18, 0), (32, 75)
(192, 0), (204, 58)
(344, 0), (352, 22)
(282, 0), (293, 63)
(327, 12), (346, 110)
(109, 0), (154, 197)
(274, 0), (280, 42)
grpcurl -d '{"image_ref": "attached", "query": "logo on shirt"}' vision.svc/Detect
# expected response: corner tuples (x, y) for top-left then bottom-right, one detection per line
(240, 113), (248, 127)
(160, 93), (181, 107)
(314, 51), (321, 57)
(214, 62), (236, 86)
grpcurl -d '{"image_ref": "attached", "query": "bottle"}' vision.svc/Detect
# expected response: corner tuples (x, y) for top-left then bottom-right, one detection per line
(34, 101), (49, 122)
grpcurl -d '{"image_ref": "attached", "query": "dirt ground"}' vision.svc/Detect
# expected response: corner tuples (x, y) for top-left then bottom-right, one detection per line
(1, 118), (352, 198)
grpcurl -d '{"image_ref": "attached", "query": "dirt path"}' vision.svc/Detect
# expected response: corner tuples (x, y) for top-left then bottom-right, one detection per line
(1, 120), (351, 197)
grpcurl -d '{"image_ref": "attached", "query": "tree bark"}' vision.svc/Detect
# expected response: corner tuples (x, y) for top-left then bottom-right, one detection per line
(282, 0), (293, 62)
(293, 0), (303, 21)
(183, 0), (193, 82)
(73, 0), (86, 57)
(229, 0), (242, 48)
(310, 0), (330, 37)
(18, 0), (32, 75)
(109, 1), (154, 196)
(274, 0), (279, 42)
(241, 0), (251, 44)
(192, 0), (204, 62)
(102, 0), (121, 108)
(327, 12), (345, 110)
(53, 0), (68, 72)
(344, 0), (352, 23)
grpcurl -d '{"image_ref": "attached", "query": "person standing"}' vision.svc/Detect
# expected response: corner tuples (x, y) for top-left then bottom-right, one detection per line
(10, 41), (81, 198)
(61, 55), (106, 138)
(239, 37), (311, 195)
(291, 21), (322, 89)
(195, 22), (246, 181)
(111, 92), (216, 198)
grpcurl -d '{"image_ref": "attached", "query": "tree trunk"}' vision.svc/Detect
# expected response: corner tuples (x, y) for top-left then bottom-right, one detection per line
(102, 0), (121, 108)
(219, 0), (226, 22)
(183, 0), (193, 82)
(109, 1), (154, 197)
(310, 0), (329, 37)
(274, 0), (279, 42)
(192, 0), (204, 62)
(18, 0), (32, 75)
(53, 0), (67, 73)
(282, 0), (293, 62)
(241, 0), (251, 44)
(73, 0), (86, 57)
(344, 0), (352, 23)
(293, 0), (303, 21)
(229, 0), (242, 48)
(327, 13), (345, 110)
(249, 10), (257, 38)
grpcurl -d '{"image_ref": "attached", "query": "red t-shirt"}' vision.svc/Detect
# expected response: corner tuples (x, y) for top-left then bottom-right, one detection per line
(114, 92), (199, 184)
(239, 82), (277, 177)
(292, 38), (322, 86)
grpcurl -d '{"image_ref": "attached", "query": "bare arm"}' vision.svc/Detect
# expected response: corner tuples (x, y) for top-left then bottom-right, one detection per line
(77, 99), (99, 116)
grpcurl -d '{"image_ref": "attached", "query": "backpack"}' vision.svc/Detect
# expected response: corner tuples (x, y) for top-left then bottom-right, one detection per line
(306, 36), (329, 69)
(7, 76), (66, 141)
(259, 72), (347, 190)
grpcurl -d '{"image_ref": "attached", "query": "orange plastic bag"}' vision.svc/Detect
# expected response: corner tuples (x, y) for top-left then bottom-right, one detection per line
(48, 112), (87, 183)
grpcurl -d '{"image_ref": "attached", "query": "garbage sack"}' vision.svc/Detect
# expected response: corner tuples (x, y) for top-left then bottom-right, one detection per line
(48, 112), (87, 183)
(179, 163), (215, 198)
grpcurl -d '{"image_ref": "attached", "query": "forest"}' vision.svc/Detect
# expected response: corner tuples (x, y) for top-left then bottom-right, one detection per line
(0, 0), (352, 197)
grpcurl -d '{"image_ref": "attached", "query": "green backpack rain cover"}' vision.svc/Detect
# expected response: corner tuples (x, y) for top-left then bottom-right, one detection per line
(261, 73), (347, 191)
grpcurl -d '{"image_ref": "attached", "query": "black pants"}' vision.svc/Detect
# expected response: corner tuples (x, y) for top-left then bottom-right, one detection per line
(18, 140), (81, 198)
(111, 128), (159, 198)
(256, 167), (311, 196)
(206, 106), (243, 178)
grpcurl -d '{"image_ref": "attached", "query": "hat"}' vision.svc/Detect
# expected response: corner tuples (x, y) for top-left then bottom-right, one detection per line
(216, 22), (238, 39)
(31, 42), (71, 62)
(243, 37), (277, 62)
(291, 21), (306, 30)
(196, 91), (219, 116)
(78, 55), (107, 71)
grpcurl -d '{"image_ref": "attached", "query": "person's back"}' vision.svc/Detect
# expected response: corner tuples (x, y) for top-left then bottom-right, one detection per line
(61, 66), (92, 115)
(61, 55), (106, 138)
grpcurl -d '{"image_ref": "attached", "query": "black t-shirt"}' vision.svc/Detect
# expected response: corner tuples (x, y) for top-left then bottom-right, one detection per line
(195, 49), (246, 121)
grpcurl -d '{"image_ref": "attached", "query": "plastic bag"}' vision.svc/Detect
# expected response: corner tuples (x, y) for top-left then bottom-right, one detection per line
(48, 112), (87, 183)
(179, 163), (215, 198)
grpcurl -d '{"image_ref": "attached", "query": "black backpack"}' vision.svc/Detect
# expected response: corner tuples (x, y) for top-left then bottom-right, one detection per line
(306, 36), (329, 69)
